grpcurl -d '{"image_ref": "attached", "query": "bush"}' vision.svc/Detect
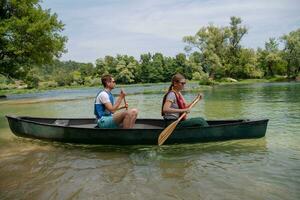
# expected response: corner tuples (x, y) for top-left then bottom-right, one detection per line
(0, 75), (9, 84)
(88, 78), (102, 86)
(219, 77), (238, 82)
(71, 71), (84, 85)
(0, 83), (16, 90)
(268, 75), (288, 82)
(24, 69), (40, 89)
(198, 73), (217, 85)
(54, 72), (73, 86)
(296, 73), (300, 82)
(39, 81), (58, 88)
(192, 72), (202, 80)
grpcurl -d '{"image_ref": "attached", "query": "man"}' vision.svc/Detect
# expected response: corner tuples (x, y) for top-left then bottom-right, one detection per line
(94, 74), (138, 128)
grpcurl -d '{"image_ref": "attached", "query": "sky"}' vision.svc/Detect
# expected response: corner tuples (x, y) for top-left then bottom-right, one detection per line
(41, 0), (300, 63)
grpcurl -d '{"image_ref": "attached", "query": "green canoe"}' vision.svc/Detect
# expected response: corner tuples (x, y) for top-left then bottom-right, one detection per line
(6, 115), (268, 145)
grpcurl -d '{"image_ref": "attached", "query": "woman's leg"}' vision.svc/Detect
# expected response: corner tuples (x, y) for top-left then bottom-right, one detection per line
(179, 117), (208, 128)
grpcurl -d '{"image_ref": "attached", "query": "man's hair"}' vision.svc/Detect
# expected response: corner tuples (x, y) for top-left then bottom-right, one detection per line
(101, 74), (113, 87)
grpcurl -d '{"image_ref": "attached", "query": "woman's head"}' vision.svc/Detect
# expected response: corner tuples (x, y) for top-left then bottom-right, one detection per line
(170, 73), (186, 90)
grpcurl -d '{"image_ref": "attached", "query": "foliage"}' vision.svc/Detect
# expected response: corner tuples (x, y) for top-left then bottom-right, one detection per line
(38, 81), (58, 89)
(281, 29), (300, 78)
(257, 38), (287, 77)
(24, 68), (40, 88)
(115, 60), (135, 84)
(0, 0), (67, 79)
(198, 75), (216, 86)
(1, 12), (299, 90)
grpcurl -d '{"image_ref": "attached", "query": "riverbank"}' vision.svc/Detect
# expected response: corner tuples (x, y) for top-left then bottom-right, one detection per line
(0, 77), (294, 96)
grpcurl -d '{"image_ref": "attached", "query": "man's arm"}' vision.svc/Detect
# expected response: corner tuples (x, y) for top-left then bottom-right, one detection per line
(104, 90), (126, 113)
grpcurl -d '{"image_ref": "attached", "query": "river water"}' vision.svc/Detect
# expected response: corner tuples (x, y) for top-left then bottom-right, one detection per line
(0, 82), (299, 200)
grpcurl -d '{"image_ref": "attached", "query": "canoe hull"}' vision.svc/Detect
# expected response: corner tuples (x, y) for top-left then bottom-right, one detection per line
(6, 116), (268, 145)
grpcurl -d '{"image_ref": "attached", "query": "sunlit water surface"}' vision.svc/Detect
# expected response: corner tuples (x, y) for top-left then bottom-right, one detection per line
(0, 82), (299, 200)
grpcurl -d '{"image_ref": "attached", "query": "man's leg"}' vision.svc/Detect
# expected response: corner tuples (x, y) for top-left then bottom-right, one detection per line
(113, 109), (138, 128)
(113, 111), (129, 128)
(129, 108), (138, 128)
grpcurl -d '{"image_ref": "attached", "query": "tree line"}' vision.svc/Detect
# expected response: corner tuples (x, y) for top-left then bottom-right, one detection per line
(0, 1), (299, 89)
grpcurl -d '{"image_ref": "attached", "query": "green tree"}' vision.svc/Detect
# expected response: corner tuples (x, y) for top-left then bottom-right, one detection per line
(79, 63), (94, 77)
(225, 17), (249, 77)
(188, 52), (206, 80)
(71, 70), (83, 85)
(139, 53), (152, 83)
(95, 58), (109, 77)
(228, 16), (247, 60)
(174, 53), (193, 79)
(54, 69), (72, 86)
(281, 29), (300, 78)
(183, 24), (229, 78)
(0, 0), (67, 80)
(148, 53), (164, 82)
(163, 56), (177, 82)
(104, 56), (117, 75)
(257, 38), (287, 76)
(115, 60), (134, 84)
(24, 68), (40, 88)
(233, 48), (262, 78)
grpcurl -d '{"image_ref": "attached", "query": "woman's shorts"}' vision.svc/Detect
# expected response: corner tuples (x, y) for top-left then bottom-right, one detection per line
(97, 116), (118, 128)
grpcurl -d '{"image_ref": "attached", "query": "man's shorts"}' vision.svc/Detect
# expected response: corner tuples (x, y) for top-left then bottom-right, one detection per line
(97, 116), (118, 128)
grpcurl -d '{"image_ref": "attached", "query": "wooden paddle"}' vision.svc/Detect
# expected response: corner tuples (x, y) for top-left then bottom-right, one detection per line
(158, 94), (201, 146)
(116, 97), (128, 111)
(124, 97), (128, 110)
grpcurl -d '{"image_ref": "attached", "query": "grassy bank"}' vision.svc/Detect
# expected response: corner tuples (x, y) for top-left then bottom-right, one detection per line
(0, 77), (293, 96)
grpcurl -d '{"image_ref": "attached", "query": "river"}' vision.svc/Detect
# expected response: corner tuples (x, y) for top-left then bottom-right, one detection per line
(0, 82), (299, 200)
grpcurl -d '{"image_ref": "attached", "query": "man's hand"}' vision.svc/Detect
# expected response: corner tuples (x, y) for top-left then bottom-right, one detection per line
(119, 89), (126, 99)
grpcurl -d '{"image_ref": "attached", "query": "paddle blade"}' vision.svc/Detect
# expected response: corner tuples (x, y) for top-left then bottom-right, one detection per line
(158, 120), (180, 146)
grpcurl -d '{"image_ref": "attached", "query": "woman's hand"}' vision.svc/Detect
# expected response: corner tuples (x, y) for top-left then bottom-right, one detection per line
(196, 93), (203, 102)
(183, 107), (191, 113)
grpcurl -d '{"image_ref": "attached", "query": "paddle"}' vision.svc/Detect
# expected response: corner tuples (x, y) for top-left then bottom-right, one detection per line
(124, 97), (128, 110)
(158, 94), (201, 146)
(116, 97), (128, 111)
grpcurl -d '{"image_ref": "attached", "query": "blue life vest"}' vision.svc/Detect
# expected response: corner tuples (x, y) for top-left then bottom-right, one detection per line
(94, 90), (115, 119)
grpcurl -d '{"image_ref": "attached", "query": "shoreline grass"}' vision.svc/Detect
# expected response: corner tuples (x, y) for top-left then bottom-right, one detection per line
(0, 77), (296, 96)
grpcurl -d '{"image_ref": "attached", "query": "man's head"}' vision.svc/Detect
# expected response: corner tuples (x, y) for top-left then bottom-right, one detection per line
(101, 74), (116, 89)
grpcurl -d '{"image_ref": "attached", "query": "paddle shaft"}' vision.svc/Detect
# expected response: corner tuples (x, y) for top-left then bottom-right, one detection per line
(178, 96), (200, 120)
(124, 97), (128, 110)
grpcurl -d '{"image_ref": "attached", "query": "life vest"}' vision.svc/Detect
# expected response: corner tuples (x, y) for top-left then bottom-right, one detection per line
(94, 90), (115, 119)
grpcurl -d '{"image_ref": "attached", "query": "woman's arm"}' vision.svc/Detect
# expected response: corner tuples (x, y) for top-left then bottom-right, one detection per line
(163, 100), (190, 114)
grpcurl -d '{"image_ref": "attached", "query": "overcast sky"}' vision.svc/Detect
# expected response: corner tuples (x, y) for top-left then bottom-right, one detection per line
(42, 0), (300, 63)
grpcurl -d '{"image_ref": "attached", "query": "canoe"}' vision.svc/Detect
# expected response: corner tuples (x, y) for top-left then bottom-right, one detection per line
(6, 115), (268, 145)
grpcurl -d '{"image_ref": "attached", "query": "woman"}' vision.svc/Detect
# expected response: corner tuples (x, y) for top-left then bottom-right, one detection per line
(161, 73), (208, 127)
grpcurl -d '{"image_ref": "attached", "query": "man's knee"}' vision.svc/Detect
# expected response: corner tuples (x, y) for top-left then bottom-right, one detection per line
(130, 108), (138, 116)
